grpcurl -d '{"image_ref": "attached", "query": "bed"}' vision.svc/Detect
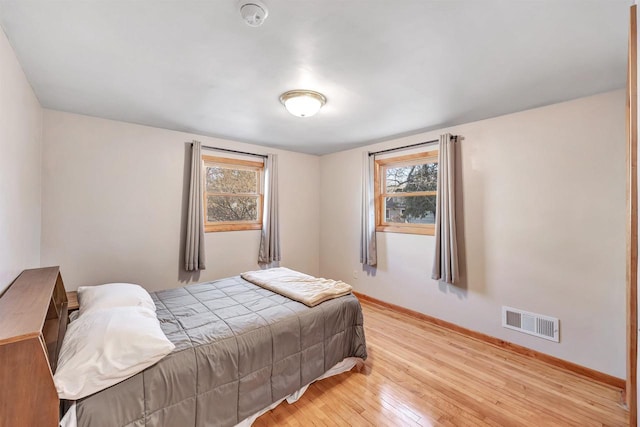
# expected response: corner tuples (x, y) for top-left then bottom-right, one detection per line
(0, 267), (367, 427)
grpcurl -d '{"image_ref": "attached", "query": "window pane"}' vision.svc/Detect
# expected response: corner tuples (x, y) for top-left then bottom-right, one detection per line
(207, 195), (259, 222)
(384, 195), (436, 224)
(206, 166), (257, 194)
(385, 163), (438, 193)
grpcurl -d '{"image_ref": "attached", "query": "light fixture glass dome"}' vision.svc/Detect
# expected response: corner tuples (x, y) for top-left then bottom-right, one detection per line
(279, 90), (327, 117)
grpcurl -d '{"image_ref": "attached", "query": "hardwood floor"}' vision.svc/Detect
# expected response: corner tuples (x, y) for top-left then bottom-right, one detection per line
(254, 300), (628, 426)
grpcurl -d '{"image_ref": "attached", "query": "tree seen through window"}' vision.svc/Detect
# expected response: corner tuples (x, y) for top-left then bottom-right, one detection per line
(375, 151), (438, 235)
(384, 162), (438, 224)
(202, 155), (263, 232)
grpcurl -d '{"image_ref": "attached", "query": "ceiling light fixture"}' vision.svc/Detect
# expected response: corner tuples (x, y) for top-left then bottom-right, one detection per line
(279, 90), (327, 118)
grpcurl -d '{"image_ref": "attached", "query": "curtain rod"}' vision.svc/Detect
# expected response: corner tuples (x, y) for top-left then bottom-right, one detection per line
(368, 135), (458, 157)
(196, 142), (268, 159)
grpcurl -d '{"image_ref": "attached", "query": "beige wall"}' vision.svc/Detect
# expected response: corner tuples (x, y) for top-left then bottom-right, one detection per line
(39, 89), (625, 377)
(41, 111), (320, 291)
(320, 90), (626, 378)
(0, 27), (42, 294)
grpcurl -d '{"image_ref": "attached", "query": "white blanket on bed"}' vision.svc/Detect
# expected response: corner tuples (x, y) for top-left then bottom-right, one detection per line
(241, 267), (352, 307)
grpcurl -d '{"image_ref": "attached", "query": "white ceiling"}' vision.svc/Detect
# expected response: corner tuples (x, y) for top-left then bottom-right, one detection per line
(0, 0), (630, 155)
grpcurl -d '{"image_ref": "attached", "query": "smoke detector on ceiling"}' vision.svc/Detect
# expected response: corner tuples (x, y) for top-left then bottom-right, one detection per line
(240, 1), (269, 27)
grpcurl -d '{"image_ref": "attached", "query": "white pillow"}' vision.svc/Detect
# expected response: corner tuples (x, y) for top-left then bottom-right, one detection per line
(78, 283), (156, 317)
(53, 306), (175, 400)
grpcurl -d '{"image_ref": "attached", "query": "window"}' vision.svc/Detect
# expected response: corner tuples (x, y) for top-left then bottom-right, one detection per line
(203, 155), (264, 232)
(374, 151), (438, 235)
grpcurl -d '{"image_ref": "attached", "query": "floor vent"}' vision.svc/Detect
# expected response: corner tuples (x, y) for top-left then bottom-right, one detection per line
(502, 306), (559, 342)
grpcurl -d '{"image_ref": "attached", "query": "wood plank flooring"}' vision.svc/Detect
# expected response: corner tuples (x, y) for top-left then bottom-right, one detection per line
(254, 300), (628, 426)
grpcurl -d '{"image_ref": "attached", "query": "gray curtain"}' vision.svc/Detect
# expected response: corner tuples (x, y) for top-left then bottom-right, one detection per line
(432, 134), (459, 283)
(259, 154), (281, 264)
(185, 141), (206, 271)
(360, 152), (377, 266)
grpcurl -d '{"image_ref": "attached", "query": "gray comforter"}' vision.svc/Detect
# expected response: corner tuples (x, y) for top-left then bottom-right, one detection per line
(74, 275), (367, 427)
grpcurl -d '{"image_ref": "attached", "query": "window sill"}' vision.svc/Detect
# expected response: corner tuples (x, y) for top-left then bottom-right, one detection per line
(376, 224), (435, 236)
(205, 223), (262, 233)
